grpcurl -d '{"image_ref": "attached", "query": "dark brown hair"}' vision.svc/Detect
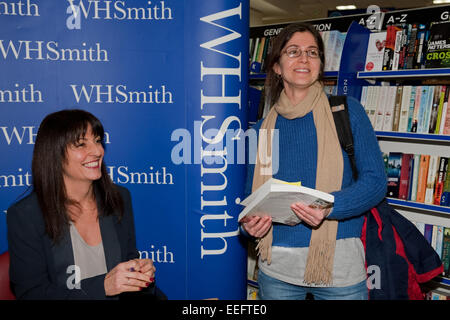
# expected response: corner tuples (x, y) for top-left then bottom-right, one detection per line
(32, 109), (123, 243)
(264, 22), (326, 106)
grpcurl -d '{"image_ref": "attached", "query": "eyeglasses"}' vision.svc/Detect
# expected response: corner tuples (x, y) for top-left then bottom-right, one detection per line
(283, 46), (320, 59)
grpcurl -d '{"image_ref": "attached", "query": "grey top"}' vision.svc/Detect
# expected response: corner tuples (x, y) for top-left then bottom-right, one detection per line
(258, 237), (366, 287)
(69, 223), (107, 281)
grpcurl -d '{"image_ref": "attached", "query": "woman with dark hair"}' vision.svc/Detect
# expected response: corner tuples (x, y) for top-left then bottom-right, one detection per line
(241, 23), (387, 300)
(7, 109), (161, 300)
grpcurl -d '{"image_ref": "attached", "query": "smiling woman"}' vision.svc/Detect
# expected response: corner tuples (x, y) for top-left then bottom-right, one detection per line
(6, 109), (165, 300)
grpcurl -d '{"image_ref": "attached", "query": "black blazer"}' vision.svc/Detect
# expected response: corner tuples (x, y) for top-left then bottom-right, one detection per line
(7, 185), (155, 300)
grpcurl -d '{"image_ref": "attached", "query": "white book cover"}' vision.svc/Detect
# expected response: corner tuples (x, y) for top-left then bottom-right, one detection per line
(398, 86), (412, 132)
(375, 86), (389, 130)
(425, 155), (438, 204)
(435, 226), (444, 259)
(368, 86), (380, 127)
(431, 225), (438, 251)
(392, 29), (403, 71)
(364, 31), (387, 72)
(383, 86), (398, 131)
(238, 178), (334, 226)
(360, 86), (368, 108)
(324, 31), (337, 71)
(332, 31), (344, 71)
(415, 221), (425, 235)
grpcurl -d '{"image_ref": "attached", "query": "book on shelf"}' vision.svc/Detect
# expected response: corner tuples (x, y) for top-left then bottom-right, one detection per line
(374, 86), (389, 130)
(416, 154), (430, 203)
(364, 31), (386, 72)
(398, 85), (412, 132)
(414, 23), (428, 69)
(434, 157), (449, 205)
(409, 154), (421, 202)
(390, 85), (402, 132)
(424, 223), (433, 245)
(440, 161), (450, 206)
(238, 178), (334, 226)
(399, 153), (413, 200)
(425, 155), (439, 205)
(442, 87), (450, 135)
(442, 227), (450, 277)
(429, 86), (442, 134)
(436, 225), (444, 260)
(435, 86), (447, 134)
(387, 152), (402, 198)
(424, 21), (450, 69)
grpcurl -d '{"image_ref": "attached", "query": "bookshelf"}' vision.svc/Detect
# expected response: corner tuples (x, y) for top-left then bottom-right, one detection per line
(247, 4), (450, 299)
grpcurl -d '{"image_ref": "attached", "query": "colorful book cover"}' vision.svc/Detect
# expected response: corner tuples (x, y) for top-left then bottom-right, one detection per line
(364, 31), (387, 72)
(434, 85), (447, 134)
(428, 86), (441, 134)
(424, 21), (450, 69)
(387, 152), (402, 198)
(434, 157), (448, 205)
(440, 161), (450, 206)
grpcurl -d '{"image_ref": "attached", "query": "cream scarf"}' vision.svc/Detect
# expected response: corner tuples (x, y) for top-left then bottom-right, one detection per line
(252, 81), (343, 285)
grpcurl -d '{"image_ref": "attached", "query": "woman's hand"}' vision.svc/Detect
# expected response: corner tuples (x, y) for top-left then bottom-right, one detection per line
(290, 202), (331, 227)
(241, 215), (272, 238)
(104, 259), (154, 296)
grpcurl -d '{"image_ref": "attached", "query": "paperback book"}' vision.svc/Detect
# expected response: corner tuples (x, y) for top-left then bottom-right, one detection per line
(238, 178), (334, 226)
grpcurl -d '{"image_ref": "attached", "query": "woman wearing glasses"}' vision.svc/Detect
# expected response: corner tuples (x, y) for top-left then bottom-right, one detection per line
(241, 23), (387, 300)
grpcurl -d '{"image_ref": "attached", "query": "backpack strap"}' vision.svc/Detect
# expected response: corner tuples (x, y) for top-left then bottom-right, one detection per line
(328, 95), (358, 180)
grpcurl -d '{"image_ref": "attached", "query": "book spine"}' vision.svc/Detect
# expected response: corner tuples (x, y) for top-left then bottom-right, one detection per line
(416, 154), (430, 203)
(443, 87), (450, 135)
(425, 155), (438, 205)
(399, 153), (413, 200)
(436, 225), (444, 259)
(434, 157), (448, 205)
(398, 85), (412, 132)
(375, 86), (388, 131)
(391, 86), (403, 132)
(410, 154), (421, 202)
(424, 224), (433, 244)
(442, 227), (450, 277)
(440, 160), (450, 206)
(417, 86), (429, 133)
(435, 85), (447, 134)
(423, 86), (435, 133)
(405, 24), (418, 70)
(411, 85), (422, 132)
(407, 86), (417, 132)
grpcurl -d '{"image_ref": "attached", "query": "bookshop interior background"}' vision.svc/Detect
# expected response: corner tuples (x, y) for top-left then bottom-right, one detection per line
(250, 0), (443, 26)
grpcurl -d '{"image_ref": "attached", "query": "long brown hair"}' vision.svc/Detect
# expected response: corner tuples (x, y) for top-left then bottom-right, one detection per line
(264, 23), (326, 107)
(32, 109), (124, 243)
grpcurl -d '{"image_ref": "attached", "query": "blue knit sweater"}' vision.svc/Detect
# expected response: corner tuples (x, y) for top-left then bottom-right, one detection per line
(244, 96), (387, 248)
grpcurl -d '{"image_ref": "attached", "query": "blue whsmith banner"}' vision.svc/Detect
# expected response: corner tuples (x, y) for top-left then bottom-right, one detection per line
(0, 0), (249, 299)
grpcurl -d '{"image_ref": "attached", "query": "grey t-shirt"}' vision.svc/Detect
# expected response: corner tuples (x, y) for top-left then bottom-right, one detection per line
(258, 237), (366, 287)
(69, 223), (107, 281)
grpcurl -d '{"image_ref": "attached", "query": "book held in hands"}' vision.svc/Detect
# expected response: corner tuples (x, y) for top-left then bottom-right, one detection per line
(238, 178), (334, 226)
